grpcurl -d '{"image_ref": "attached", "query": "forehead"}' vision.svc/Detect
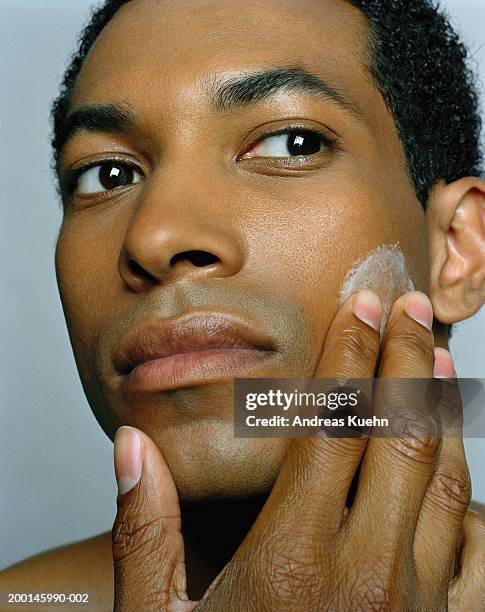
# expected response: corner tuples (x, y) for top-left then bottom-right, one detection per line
(71, 0), (376, 115)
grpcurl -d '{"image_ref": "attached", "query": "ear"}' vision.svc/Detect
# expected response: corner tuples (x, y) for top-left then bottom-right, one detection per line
(427, 177), (485, 324)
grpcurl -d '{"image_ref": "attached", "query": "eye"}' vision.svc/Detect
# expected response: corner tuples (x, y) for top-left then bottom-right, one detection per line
(74, 161), (142, 195)
(243, 129), (330, 159)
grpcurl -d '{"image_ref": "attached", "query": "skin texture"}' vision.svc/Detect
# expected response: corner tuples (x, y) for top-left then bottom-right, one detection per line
(2, 0), (485, 608)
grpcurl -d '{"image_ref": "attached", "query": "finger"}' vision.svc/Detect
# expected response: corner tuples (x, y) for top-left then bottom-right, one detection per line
(248, 291), (383, 540)
(415, 349), (471, 595)
(112, 426), (196, 612)
(378, 290), (435, 378)
(314, 289), (382, 379)
(449, 510), (485, 611)
(348, 291), (440, 549)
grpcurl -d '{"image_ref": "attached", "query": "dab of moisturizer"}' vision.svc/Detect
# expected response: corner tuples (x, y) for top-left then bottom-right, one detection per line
(339, 243), (415, 335)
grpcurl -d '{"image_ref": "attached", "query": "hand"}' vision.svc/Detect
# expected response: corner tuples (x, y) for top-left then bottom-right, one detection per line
(111, 290), (484, 611)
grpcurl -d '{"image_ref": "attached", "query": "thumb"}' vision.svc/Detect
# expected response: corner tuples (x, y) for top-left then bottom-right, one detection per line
(112, 426), (195, 612)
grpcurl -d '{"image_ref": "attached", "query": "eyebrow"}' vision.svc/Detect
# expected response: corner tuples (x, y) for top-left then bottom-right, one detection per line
(55, 66), (360, 166)
(54, 103), (137, 167)
(209, 66), (361, 117)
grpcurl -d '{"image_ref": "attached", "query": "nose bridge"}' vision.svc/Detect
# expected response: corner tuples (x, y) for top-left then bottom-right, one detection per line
(119, 167), (244, 287)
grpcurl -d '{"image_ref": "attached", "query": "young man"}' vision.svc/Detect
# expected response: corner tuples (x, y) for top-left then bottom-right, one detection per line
(2, 0), (485, 609)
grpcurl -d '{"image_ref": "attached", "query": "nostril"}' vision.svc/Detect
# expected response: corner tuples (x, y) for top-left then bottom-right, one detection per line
(170, 250), (220, 268)
(128, 258), (157, 282)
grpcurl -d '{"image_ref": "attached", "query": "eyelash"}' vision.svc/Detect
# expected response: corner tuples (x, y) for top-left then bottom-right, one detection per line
(62, 157), (141, 199)
(241, 124), (339, 157)
(61, 125), (339, 200)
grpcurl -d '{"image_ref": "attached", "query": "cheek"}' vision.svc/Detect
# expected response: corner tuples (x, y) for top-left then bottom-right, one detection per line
(243, 179), (427, 343)
(243, 189), (389, 331)
(55, 221), (120, 373)
(55, 213), (124, 303)
(339, 244), (416, 335)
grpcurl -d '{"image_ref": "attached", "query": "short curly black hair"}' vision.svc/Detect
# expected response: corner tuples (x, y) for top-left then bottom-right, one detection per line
(50, 0), (483, 209)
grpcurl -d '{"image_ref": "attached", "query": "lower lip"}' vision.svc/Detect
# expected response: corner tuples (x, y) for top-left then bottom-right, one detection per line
(120, 348), (277, 393)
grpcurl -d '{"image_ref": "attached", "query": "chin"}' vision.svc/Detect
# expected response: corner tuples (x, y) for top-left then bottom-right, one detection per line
(161, 429), (289, 504)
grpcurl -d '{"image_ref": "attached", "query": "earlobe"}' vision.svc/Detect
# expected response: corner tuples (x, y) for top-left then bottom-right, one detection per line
(428, 178), (485, 324)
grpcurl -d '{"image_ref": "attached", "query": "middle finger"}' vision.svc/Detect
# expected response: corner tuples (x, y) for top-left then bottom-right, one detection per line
(348, 291), (441, 551)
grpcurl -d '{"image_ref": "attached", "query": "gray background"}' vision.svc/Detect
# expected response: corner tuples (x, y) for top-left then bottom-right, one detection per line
(1, 0), (484, 570)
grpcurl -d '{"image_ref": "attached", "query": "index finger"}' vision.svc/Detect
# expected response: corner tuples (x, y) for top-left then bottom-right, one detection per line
(346, 291), (440, 545)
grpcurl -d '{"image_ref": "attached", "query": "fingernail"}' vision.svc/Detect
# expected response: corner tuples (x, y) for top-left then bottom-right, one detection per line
(404, 292), (433, 331)
(114, 426), (143, 495)
(433, 347), (456, 379)
(352, 290), (383, 332)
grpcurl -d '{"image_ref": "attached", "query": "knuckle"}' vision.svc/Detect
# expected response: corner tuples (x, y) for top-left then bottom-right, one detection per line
(254, 532), (326, 609)
(264, 555), (323, 608)
(380, 381), (442, 449)
(428, 466), (472, 517)
(394, 428), (440, 461)
(349, 573), (393, 611)
(268, 552), (320, 592)
(347, 553), (414, 612)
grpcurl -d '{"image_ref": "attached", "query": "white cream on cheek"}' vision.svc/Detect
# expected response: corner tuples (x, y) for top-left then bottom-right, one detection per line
(338, 243), (415, 335)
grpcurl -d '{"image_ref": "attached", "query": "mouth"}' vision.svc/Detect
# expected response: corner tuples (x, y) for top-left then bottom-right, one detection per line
(113, 311), (278, 393)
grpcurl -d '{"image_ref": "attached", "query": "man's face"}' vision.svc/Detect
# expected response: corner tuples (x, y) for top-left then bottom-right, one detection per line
(55, 0), (428, 501)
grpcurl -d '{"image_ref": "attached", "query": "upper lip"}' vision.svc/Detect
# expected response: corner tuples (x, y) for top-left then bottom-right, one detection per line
(113, 311), (277, 375)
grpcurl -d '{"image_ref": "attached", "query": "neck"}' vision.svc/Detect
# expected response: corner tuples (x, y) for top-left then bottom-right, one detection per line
(181, 492), (268, 600)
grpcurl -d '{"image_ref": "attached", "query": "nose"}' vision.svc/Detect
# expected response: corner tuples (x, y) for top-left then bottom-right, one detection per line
(118, 174), (244, 291)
